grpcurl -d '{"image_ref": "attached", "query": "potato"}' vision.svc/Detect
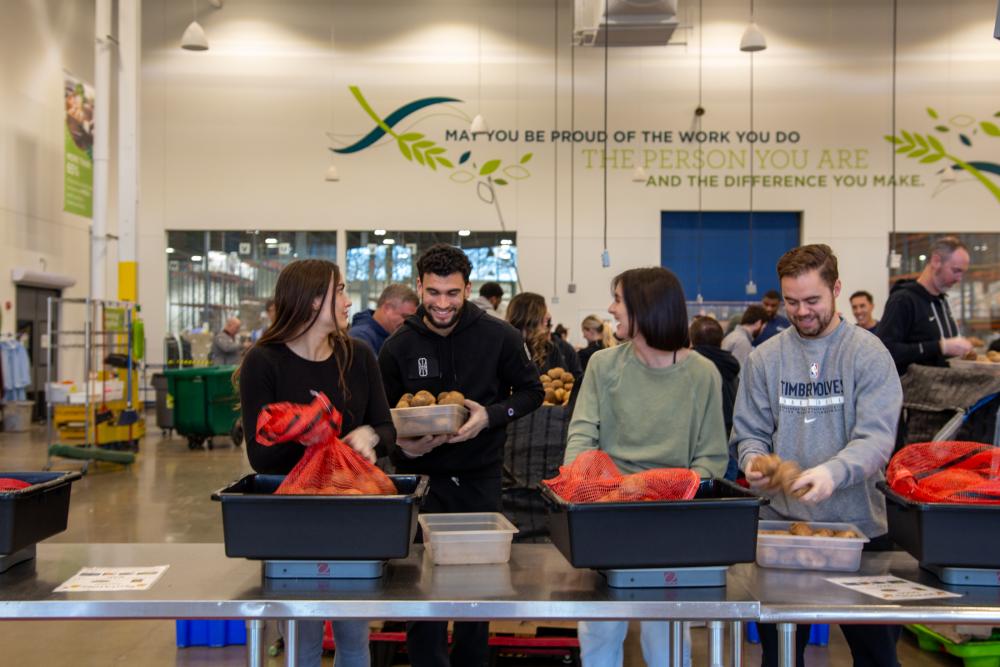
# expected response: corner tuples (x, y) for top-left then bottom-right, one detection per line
(751, 454), (781, 477)
(789, 522), (813, 536)
(834, 530), (859, 539)
(439, 391), (466, 407)
(540, 374), (552, 383)
(549, 367), (565, 380)
(554, 388), (565, 403)
(542, 382), (554, 391)
(988, 350), (1000, 363)
(796, 549), (827, 569)
(396, 393), (414, 409)
(813, 528), (835, 538)
(544, 389), (557, 404)
(410, 390), (436, 407)
(551, 380), (564, 390)
(968, 336), (985, 347)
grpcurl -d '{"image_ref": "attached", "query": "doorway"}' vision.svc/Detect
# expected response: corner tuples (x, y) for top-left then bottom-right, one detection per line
(16, 286), (61, 420)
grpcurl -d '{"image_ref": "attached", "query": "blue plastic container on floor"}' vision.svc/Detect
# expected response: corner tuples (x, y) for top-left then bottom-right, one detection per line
(746, 622), (829, 647)
(175, 619), (247, 647)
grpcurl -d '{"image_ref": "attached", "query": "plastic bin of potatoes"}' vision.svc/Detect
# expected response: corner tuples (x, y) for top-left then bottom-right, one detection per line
(757, 520), (868, 572)
(391, 390), (470, 439)
(541, 367), (574, 406)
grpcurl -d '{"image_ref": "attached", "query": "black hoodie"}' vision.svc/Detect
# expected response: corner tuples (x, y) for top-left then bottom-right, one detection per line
(693, 345), (740, 435)
(877, 279), (959, 375)
(378, 303), (544, 475)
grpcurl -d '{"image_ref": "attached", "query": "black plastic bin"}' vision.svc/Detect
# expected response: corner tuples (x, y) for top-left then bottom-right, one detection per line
(543, 479), (766, 570)
(212, 474), (428, 560)
(0, 472), (82, 555)
(878, 482), (1000, 568)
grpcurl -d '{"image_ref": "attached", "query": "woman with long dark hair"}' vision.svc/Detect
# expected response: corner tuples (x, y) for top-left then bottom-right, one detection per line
(506, 292), (565, 373)
(564, 267), (728, 667)
(238, 259), (394, 667)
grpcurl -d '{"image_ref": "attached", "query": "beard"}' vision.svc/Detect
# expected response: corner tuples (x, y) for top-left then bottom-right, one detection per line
(792, 310), (835, 338)
(426, 304), (462, 330)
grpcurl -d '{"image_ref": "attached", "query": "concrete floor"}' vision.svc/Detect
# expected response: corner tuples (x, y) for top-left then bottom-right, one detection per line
(0, 417), (957, 666)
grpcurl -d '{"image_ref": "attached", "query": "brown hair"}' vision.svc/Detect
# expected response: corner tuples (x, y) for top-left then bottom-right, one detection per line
(930, 235), (966, 261)
(776, 244), (839, 290)
(689, 315), (724, 348)
(740, 304), (769, 325)
(613, 267), (690, 352)
(234, 259), (353, 398)
(506, 292), (552, 369)
(582, 314), (616, 349)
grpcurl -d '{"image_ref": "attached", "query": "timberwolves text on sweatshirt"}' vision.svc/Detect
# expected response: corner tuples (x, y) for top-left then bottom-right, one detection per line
(730, 319), (902, 537)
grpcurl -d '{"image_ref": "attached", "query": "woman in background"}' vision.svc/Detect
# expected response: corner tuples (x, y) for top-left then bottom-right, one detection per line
(506, 292), (567, 374)
(577, 314), (616, 374)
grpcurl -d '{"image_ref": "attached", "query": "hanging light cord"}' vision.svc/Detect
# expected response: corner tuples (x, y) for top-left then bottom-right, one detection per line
(748, 49), (755, 286)
(602, 15), (609, 255)
(570, 29), (576, 282)
(890, 0), (898, 259)
(696, 0), (704, 300)
(553, 0), (559, 298)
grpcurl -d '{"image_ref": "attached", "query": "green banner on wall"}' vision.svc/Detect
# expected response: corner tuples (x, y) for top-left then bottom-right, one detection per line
(63, 71), (94, 218)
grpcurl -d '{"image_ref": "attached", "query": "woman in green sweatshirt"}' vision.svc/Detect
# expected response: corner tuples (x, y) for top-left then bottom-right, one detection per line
(564, 267), (728, 667)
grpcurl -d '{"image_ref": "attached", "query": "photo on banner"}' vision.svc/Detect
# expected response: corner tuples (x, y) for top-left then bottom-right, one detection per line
(63, 70), (94, 218)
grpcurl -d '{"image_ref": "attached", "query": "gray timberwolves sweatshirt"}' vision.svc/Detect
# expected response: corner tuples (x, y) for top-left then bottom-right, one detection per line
(730, 319), (902, 537)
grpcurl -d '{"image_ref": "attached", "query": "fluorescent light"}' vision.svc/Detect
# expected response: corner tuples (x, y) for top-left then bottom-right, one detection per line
(191, 255), (203, 262)
(458, 229), (471, 237)
(165, 247), (175, 254)
(383, 238), (396, 245)
(919, 254), (927, 261)
(373, 229), (386, 236)
(499, 239), (513, 246)
(264, 237), (278, 245)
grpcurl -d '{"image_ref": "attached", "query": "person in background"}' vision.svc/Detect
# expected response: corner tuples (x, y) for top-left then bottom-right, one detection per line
(721, 305), (768, 366)
(578, 315), (614, 374)
(690, 316), (740, 479)
(470, 281), (504, 317)
(753, 289), (791, 346)
(565, 267), (728, 667)
(251, 299), (277, 343)
(209, 317), (248, 365)
(378, 244), (543, 667)
(877, 236), (972, 375)
(732, 245), (902, 667)
(238, 259), (395, 667)
(849, 290), (879, 331)
(349, 283), (419, 355)
(551, 322), (583, 380)
(506, 293), (568, 374)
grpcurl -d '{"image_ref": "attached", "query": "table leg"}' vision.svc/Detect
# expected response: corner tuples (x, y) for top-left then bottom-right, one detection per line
(708, 621), (724, 667)
(777, 622), (795, 667)
(669, 621), (685, 667)
(730, 621), (743, 667)
(285, 619), (299, 666)
(246, 619), (266, 667)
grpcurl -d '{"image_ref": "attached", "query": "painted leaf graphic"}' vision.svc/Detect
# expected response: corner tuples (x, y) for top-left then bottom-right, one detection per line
(412, 149), (426, 166)
(399, 132), (424, 141)
(479, 159), (501, 176)
(398, 141), (413, 161)
(426, 147), (446, 156)
(909, 148), (928, 158)
(459, 151), (471, 165)
(981, 121), (1000, 137)
(436, 158), (454, 168)
(413, 140), (435, 150)
(494, 178), (508, 185)
(426, 157), (437, 171)
(913, 134), (928, 149)
(919, 154), (943, 164)
(520, 153), (533, 164)
(960, 134), (972, 147)
(926, 107), (938, 119)
(884, 135), (903, 145)
(934, 125), (949, 133)
(926, 135), (945, 153)
(901, 130), (914, 144)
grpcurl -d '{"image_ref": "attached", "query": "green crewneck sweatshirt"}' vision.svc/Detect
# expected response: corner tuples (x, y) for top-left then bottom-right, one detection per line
(564, 343), (729, 478)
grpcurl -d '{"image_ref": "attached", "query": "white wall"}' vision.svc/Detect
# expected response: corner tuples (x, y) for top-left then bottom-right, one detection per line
(132, 0), (1000, 360)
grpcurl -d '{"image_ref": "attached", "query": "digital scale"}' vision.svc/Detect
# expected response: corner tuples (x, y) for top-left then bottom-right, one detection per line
(923, 565), (1000, 587)
(0, 545), (36, 574)
(263, 559), (386, 580)
(600, 565), (728, 589)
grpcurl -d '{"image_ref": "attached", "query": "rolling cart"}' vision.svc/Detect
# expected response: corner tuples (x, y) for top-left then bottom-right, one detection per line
(164, 366), (242, 449)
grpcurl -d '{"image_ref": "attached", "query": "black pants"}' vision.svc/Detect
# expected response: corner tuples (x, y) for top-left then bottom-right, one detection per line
(406, 472), (502, 667)
(757, 534), (901, 667)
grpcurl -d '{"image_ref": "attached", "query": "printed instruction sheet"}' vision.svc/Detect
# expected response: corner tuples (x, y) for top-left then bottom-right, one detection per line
(825, 575), (963, 601)
(55, 565), (169, 592)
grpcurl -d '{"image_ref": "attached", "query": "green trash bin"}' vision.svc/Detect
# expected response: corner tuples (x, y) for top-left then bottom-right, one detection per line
(164, 366), (242, 450)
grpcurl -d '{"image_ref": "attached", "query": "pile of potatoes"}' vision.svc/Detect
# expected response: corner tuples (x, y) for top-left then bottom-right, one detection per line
(541, 367), (574, 406)
(962, 350), (1000, 363)
(758, 522), (862, 570)
(396, 390), (466, 409)
(761, 522), (859, 539)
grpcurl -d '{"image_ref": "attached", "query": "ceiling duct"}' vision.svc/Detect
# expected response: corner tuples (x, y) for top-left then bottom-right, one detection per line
(574, 0), (679, 47)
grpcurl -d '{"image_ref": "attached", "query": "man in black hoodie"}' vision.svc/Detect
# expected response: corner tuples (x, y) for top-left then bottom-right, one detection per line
(878, 236), (973, 375)
(690, 316), (740, 479)
(379, 244), (543, 667)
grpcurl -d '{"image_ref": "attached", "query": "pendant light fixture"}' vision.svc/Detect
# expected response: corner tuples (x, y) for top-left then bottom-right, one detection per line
(744, 0), (761, 296)
(325, 0), (341, 182)
(739, 0), (767, 52)
(181, 0), (222, 51)
(471, 2), (489, 134)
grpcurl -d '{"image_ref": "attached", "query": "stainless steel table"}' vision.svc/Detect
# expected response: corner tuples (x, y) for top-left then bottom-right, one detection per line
(732, 552), (1000, 667)
(0, 543), (759, 666)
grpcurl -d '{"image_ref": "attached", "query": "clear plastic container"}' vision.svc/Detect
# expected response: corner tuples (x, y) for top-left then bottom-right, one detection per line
(418, 512), (519, 565)
(391, 405), (469, 438)
(756, 520), (869, 572)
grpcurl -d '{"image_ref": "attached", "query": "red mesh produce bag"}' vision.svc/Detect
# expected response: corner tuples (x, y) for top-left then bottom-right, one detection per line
(0, 478), (31, 492)
(255, 392), (396, 496)
(887, 441), (1000, 504)
(542, 450), (700, 503)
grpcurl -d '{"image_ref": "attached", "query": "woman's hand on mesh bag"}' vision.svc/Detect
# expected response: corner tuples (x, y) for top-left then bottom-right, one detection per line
(342, 425), (379, 463)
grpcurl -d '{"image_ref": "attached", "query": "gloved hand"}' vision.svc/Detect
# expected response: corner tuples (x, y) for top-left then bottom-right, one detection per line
(790, 464), (835, 503)
(742, 455), (772, 493)
(341, 425), (380, 464)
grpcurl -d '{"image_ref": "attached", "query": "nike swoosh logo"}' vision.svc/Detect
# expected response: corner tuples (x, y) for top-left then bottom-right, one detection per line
(804, 417), (817, 424)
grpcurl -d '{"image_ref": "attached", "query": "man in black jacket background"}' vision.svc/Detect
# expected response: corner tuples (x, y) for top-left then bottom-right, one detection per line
(379, 243), (543, 667)
(877, 236), (972, 375)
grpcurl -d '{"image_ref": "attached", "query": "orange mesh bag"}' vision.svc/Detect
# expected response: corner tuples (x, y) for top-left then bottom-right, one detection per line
(542, 450), (700, 503)
(255, 392), (396, 496)
(887, 441), (1000, 504)
(0, 478), (31, 492)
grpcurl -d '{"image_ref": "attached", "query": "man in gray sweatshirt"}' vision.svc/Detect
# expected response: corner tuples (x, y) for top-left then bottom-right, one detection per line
(731, 244), (903, 667)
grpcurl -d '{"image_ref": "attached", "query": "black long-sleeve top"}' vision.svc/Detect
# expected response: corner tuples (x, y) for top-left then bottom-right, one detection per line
(239, 339), (395, 474)
(379, 303), (544, 476)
